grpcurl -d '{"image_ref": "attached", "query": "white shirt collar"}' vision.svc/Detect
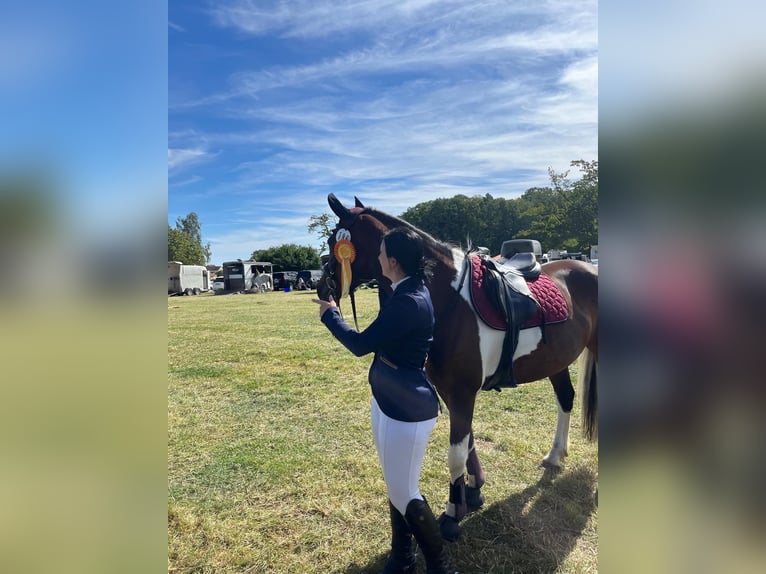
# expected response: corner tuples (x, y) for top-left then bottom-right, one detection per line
(390, 276), (411, 292)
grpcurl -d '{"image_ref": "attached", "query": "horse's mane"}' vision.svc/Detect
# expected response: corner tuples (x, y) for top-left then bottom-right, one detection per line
(362, 207), (455, 264)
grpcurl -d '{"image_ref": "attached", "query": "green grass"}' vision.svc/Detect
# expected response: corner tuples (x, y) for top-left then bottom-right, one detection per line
(168, 288), (597, 573)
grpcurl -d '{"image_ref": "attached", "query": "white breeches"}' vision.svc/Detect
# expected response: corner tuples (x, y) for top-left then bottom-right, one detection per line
(371, 397), (437, 515)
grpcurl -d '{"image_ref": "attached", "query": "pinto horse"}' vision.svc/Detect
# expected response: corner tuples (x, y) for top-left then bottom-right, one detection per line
(317, 194), (598, 540)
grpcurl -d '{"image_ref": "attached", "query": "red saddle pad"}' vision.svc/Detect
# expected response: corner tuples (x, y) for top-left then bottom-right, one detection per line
(468, 254), (569, 330)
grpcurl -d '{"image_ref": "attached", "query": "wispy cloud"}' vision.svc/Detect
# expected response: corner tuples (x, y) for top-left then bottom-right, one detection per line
(169, 0), (597, 262)
(168, 148), (212, 171)
(169, 175), (202, 188)
(209, 0), (593, 43)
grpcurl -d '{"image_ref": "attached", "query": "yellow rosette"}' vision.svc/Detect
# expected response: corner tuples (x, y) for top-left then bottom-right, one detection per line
(333, 239), (356, 299)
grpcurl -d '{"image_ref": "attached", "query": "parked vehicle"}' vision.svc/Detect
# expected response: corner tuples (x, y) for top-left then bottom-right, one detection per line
(546, 249), (590, 262)
(273, 271), (298, 291)
(168, 262), (210, 295)
(296, 270), (323, 290)
(221, 260), (273, 293)
(211, 277), (225, 292)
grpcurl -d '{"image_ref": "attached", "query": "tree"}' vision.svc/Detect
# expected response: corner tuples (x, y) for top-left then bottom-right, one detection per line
(250, 244), (321, 271)
(402, 193), (520, 252)
(307, 212), (335, 256)
(516, 160), (598, 252)
(168, 212), (211, 265)
(400, 159), (597, 254)
(566, 160), (598, 251)
(168, 226), (204, 265)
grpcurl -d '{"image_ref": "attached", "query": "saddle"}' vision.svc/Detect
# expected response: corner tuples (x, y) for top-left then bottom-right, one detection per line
(464, 253), (552, 392)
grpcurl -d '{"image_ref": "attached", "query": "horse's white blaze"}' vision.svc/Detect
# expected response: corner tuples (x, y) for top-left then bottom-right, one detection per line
(451, 249), (543, 382)
(541, 406), (570, 468)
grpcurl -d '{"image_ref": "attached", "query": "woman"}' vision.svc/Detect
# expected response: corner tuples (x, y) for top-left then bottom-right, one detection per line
(313, 227), (458, 574)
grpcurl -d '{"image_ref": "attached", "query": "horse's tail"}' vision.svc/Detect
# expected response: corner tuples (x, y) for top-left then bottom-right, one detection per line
(579, 348), (598, 441)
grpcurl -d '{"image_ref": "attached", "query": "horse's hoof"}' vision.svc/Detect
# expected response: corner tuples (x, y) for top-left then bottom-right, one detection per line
(539, 459), (562, 471)
(438, 513), (461, 542)
(466, 486), (484, 511)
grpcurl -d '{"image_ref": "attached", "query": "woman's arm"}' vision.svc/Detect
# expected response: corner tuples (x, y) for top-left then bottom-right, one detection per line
(317, 295), (417, 357)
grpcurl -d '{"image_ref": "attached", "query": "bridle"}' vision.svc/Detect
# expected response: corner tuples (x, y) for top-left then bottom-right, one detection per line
(323, 218), (365, 331)
(321, 195), (378, 331)
(321, 258), (339, 299)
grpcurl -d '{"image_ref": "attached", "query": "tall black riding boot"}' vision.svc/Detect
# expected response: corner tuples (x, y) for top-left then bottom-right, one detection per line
(382, 500), (417, 574)
(404, 498), (459, 574)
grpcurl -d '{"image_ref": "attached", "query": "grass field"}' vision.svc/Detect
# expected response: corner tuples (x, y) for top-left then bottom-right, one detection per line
(168, 288), (598, 573)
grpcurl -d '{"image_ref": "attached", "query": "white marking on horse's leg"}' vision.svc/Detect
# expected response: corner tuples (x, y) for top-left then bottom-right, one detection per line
(445, 434), (470, 517)
(541, 406), (570, 469)
(448, 435), (469, 482)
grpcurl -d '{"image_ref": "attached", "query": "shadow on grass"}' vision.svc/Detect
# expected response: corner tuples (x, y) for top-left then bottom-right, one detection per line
(342, 466), (597, 574)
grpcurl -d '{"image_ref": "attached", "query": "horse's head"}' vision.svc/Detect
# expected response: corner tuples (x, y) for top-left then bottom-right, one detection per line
(317, 194), (390, 302)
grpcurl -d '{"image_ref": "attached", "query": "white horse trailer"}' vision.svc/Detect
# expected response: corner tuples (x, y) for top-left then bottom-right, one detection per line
(168, 262), (210, 295)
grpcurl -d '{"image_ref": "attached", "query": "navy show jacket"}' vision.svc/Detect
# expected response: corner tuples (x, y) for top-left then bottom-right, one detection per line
(321, 277), (439, 422)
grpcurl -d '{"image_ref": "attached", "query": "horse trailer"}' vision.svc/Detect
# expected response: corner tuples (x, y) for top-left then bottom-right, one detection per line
(220, 260), (273, 293)
(168, 262), (210, 295)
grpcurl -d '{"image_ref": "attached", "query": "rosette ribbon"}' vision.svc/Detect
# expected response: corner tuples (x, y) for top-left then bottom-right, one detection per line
(333, 228), (356, 300)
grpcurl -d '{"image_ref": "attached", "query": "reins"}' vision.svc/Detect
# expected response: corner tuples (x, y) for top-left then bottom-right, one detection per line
(349, 290), (360, 331)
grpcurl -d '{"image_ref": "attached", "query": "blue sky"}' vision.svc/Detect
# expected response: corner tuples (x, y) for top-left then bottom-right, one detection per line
(2, 1), (166, 242)
(169, 0), (597, 265)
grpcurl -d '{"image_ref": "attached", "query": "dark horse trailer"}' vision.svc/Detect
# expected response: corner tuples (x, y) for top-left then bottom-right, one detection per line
(220, 260), (273, 293)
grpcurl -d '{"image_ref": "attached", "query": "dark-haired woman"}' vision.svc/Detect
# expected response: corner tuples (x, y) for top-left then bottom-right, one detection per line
(313, 227), (458, 574)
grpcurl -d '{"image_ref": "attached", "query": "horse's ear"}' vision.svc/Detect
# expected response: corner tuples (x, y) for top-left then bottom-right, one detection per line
(354, 196), (365, 209)
(328, 194), (350, 220)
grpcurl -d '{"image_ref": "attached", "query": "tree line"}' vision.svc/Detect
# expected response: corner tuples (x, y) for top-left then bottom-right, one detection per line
(167, 210), (322, 271)
(249, 245), (320, 272)
(400, 160), (597, 253)
(169, 160), (596, 271)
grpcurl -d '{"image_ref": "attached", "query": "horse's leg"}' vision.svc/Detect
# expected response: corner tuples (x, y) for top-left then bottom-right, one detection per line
(438, 393), (476, 541)
(465, 432), (486, 511)
(540, 368), (575, 470)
